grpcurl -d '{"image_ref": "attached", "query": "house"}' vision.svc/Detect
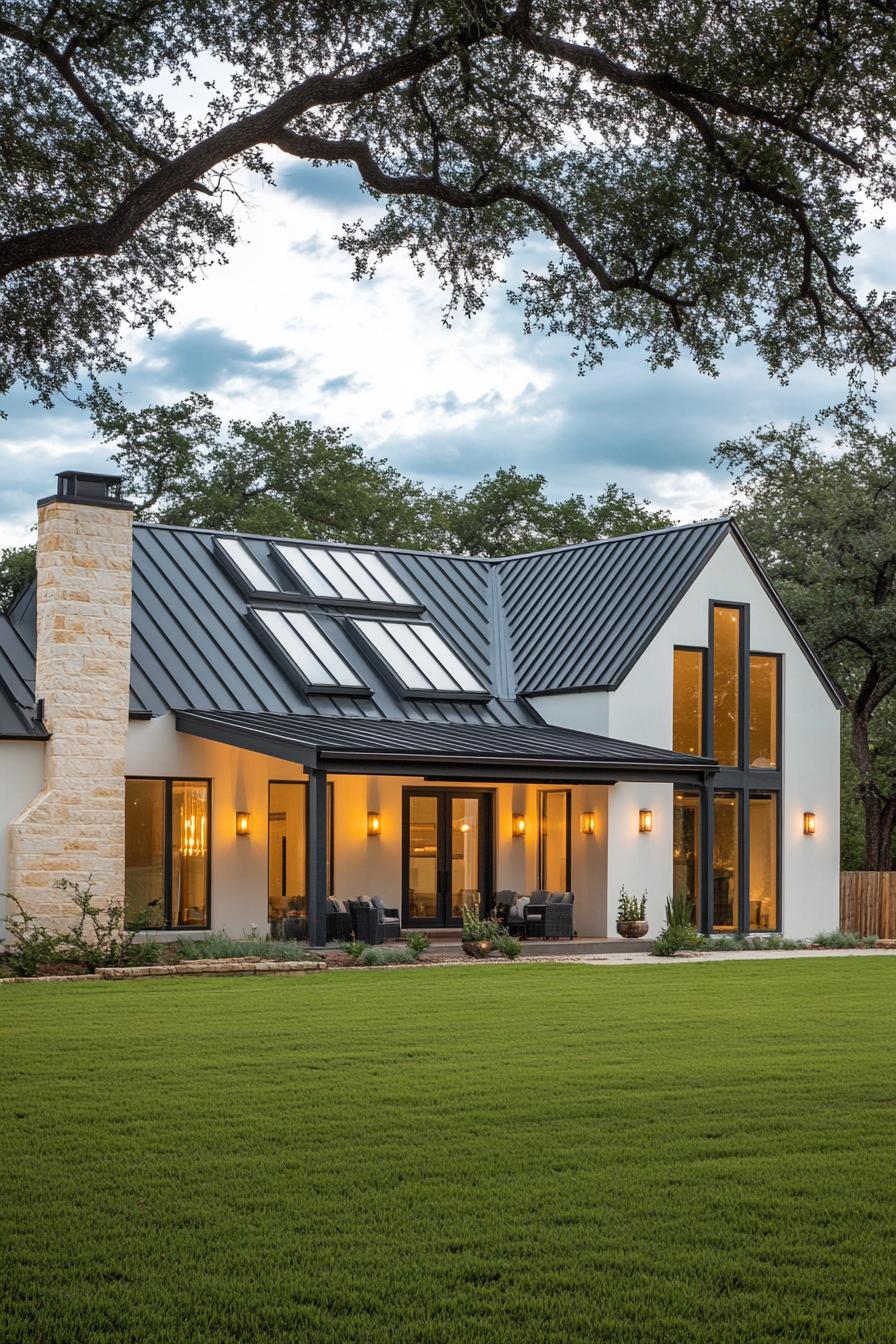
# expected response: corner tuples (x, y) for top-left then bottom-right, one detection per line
(0, 470), (841, 945)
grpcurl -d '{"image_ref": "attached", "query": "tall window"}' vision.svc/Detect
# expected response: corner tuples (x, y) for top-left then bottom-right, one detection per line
(673, 649), (705, 756)
(712, 792), (739, 932)
(125, 778), (210, 929)
(537, 790), (570, 892)
(673, 791), (701, 924)
(267, 781), (334, 923)
(712, 606), (741, 767)
(749, 793), (778, 931)
(749, 655), (779, 768)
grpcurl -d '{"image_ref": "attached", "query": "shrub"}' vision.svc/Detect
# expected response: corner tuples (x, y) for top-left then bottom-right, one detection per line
(812, 930), (878, 949)
(3, 879), (160, 976)
(404, 931), (431, 958)
(617, 887), (647, 922)
(493, 932), (523, 960)
(340, 940), (367, 961)
(461, 901), (501, 943)
(651, 925), (708, 957)
(358, 946), (416, 966)
(173, 933), (313, 962)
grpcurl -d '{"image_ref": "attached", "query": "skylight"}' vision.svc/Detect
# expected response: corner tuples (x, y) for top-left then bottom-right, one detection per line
(273, 544), (413, 604)
(350, 619), (487, 697)
(215, 537), (279, 593)
(252, 609), (368, 693)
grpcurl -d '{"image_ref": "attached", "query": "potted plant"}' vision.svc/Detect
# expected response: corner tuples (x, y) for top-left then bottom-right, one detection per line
(461, 901), (499, 957)
(616, 887), (648, 938)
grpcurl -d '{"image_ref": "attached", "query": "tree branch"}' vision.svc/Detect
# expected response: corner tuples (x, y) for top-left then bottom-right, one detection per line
(272, 129), (697, 328)
(0, 11), (501, 278)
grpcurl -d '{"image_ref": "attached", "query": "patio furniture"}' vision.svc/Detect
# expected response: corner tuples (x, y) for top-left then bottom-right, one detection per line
(371, 897), (401, 940)
(283, 914), (307, 941)
(544, 892), (575, 940)
(348, 899), (383, 944)
(522, 891), (550, 938)
(326, 898), (352, 943)
(493, 890), (516, 926)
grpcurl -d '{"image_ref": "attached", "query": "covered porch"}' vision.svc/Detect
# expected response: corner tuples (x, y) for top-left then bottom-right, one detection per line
(173, 710), (716, 946)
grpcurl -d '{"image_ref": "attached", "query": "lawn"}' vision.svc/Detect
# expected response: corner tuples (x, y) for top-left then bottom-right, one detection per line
(2, 961), (896, 1344)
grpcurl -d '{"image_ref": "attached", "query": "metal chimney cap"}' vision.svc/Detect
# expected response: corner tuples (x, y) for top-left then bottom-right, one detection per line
(38, 470), (134, 511)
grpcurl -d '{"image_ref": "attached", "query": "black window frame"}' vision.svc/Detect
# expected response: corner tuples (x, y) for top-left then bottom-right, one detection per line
(267, 779), (335, 922)
(672, 644), (708, 758)
(125, 776), (213, 931)
(704, 601), (783, 935)
(536, 788), (572, 893)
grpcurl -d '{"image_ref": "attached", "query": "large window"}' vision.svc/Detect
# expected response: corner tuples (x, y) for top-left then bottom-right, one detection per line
(712, 792), (739, 932)
(673, 791), (701, 925)
(712, 606), (741, 767)
(537, 790), (570, 892)
(673, 648), (705, 756)
(749, 655), (779, 769)
(749, 793), (778, 931)
(267, 781), (333, 923)
(125, 778), (210, 929)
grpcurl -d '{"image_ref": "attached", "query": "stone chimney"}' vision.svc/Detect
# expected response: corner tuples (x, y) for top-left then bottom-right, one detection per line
(9, 472), (134, 926)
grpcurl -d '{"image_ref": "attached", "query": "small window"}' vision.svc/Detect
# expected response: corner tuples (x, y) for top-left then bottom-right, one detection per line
(251, 608), (369, 693)
(274, 543), (413, 604)
(673, 791), (701, 926)
(125, 779), (210, 929)
(537, 790), (570, 892)
(749, 655), (779, 769)
(712, 791), (740, 932)
(673, 648), (704, 756)
(350, 618), (487, 697)
(214, 537), (279, 593)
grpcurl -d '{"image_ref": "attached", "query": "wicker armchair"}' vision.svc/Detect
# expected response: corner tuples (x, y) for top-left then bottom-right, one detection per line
(326, 899), (352, 943)
(544, 892), (575, 940)
(348, 898), (401, 944)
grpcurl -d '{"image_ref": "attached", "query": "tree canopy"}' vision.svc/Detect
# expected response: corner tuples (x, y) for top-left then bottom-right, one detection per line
(2, 1), (895, 406)
(716, 420), (896, 870)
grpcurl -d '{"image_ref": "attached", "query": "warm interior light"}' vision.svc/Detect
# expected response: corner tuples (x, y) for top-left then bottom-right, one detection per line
(512, 813), (526, 838)
(181, 786), (207, 857)
(367, 811), (382, 837)
(803, 811), (816, 836)
(580, 811), (596, 836)
(235, 811), (251, 837)
(639, 809), (653, 834)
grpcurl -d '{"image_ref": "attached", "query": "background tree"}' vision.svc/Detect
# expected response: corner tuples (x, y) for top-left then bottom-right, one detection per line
(2, 2), (895, 407)
(715, 421), (896, 871)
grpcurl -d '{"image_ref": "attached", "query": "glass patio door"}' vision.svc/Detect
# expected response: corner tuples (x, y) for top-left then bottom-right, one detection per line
(403, 790), (492, 927)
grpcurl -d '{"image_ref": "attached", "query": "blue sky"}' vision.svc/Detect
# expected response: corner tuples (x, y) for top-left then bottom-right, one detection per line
(1, 155), (893, 546)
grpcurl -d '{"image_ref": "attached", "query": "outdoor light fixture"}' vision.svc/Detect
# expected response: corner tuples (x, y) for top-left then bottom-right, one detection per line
(235, 811), (251, 837)
(367, 811), (382, 838)
(639, 809), (654, 834)
(803, 811), (816, 836)
(580, 811), (596, 836)
(512, 813), (526, 838)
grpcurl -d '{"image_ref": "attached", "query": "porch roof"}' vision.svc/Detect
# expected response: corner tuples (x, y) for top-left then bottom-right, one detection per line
(174, 709), (717, 784)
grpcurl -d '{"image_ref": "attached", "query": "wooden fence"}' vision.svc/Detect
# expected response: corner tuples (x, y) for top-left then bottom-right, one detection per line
(840, 872), (896, 938)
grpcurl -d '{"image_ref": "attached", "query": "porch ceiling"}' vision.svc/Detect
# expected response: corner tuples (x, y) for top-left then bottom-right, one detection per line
(174, 709), (717, 784)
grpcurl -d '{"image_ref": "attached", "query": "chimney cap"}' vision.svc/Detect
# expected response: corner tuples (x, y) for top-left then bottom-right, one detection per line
(38, 470), (133, 511)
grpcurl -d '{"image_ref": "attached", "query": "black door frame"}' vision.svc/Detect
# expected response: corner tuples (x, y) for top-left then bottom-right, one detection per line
(402, 787), (495, 927)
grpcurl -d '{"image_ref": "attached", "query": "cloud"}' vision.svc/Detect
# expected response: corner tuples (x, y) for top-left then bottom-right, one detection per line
(123, 322), (300, 398)
(278, 162), (371, 210)
(319, 372), (367, 395)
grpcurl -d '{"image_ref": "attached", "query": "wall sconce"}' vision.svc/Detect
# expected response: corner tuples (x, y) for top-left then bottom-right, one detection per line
(367, 811), (382, 838)
(639, 809), (653, 834)
(580, 811), (596, 836)
(803, 811), (816, 836)
(512, 813), (526, 838)
(235, 811), (251, 837)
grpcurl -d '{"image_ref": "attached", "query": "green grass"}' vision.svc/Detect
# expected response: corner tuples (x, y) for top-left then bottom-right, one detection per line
(2, 961), (896, 1343)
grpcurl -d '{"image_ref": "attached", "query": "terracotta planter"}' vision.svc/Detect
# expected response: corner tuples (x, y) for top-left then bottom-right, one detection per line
(616, 919), (649, 939)
(461, 938), (495, 958)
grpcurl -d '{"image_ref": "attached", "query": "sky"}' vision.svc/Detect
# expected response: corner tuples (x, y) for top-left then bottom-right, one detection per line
(2, 153), (895, 550)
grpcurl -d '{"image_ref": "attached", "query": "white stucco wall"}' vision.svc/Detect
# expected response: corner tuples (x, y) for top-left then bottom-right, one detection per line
(126, 715), (611, 936)
(0, 741), (49, 940)
(531, 533), (840, 939)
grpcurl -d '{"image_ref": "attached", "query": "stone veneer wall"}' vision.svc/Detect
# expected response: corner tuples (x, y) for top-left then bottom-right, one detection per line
(8, 499), (133, 926)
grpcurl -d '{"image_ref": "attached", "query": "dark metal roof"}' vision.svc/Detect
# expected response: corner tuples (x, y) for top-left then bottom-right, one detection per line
(0, 616), (46, 739)
(2, 513), (842, 728)
(176, 709), (717, 783)
(497, 519), (731, 694)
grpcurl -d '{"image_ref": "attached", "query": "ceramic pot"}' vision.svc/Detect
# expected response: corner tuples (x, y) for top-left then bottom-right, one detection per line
(616, 919), (649, 939)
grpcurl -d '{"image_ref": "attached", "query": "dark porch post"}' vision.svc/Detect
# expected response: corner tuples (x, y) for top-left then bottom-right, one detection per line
(306, 766), (328, 949)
